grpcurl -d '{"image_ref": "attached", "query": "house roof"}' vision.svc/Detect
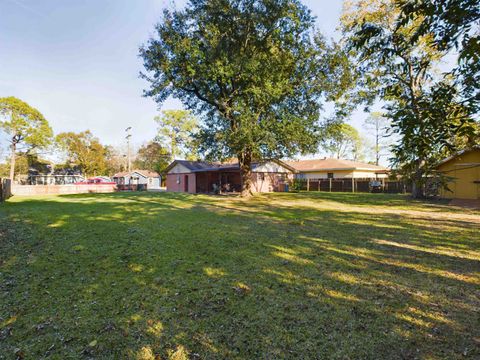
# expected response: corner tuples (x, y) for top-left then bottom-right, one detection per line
(112, 170), (160, 178)
(131, 170), (160, 178)
(285, 158), (387, 172)
(112, 171), (130, 178)
(165, 159), (296, 173)
(434, 146), (480, 168)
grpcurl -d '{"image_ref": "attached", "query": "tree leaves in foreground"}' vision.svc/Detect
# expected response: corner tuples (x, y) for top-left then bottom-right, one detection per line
(398, 0), (480, 114)
(341, 0), (478, 198)
(56, 131), (108, 178)
(140, 0), (330, 195)
(0, 96), (53, 181)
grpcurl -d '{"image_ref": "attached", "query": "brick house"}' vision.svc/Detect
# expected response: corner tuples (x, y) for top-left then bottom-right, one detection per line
(165, 160), (295, 194)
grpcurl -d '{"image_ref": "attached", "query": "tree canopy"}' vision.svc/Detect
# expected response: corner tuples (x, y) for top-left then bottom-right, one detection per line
(133, 141), (170, 174)
(56, 131), (108, 178)
(140, 0), (331, 194)
(154, 110), (198, 161)
(320, 122), (363, 161)
(398, 0), (480, 114)
(0, 96), (53, 180)
(341, 0), (477, 197)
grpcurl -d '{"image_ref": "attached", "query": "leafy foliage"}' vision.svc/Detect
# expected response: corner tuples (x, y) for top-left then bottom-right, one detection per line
(154, 110), (198, 161)
(56, 131), (108, 177)
(341, 0), (478, 197)
(0, 96), (53, 180)
(104, 145), (127, 176)
(320, 122), (363, 160)
(133, 141), (170, 174)
(140, 0), (330, 194)
(398, 0), (480, 114)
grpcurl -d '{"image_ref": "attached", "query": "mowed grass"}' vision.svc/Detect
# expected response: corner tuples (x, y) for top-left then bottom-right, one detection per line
(0, 192), (479, 359)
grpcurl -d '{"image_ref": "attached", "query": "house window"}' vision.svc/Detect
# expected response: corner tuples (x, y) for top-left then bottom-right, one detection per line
(259, 173), (265, 181)
(327, 173), (334, 179)
(176, 175), (181, 184)
(149, 178), (153, 185)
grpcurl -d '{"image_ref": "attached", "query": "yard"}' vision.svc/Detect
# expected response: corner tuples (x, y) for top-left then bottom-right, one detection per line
(0, 192), (479, 359)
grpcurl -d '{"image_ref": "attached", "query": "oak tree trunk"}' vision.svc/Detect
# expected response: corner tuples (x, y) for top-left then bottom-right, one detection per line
(411, 160), (425, 199)
(238, 149), (253, 197)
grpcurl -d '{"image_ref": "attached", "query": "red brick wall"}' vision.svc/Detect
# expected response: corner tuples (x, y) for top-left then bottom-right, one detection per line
(166, 173), (196, 193)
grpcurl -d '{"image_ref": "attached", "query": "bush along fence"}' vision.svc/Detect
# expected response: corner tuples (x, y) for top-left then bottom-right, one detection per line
(0, 178), (12, 202)
(292, 178), (411, 194)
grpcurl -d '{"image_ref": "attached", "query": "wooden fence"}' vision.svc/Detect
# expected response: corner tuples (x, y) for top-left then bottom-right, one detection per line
(295, 178), (410, 194)
(0, 178), (12, 202)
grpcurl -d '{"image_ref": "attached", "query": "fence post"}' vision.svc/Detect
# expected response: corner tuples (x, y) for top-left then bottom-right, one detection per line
(318, 180), (320, 191)
(352, 178), (355, 193)
(307, 178), (310, 191)
(329, 178), (332, 192)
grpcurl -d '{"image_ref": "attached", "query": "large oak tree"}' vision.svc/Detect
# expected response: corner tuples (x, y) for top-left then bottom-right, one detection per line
(140, 0), (330, 195)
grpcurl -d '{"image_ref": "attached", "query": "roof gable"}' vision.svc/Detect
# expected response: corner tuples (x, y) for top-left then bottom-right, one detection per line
(435, 146), (480, 168)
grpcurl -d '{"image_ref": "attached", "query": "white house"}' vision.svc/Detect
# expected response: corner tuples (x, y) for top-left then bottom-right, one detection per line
(285, 158), (388, 179)
(112, 170), (161, 190)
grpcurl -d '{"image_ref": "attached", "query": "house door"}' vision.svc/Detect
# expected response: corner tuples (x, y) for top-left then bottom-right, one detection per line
(184, 175), (189, 192)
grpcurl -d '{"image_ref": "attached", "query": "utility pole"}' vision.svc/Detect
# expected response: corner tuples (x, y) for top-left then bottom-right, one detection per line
(125, 127), (132, 173)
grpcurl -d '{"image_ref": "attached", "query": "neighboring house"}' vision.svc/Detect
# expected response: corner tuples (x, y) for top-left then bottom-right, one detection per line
(435, 147), (480, 200)
(285, 158), (388, 180)
(165, 160), (295, 193)
(113, 170), (161, 190)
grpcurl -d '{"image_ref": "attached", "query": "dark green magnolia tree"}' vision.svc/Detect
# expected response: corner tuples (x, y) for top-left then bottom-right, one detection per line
(140, 0), (331, 195)
(0, 97), (53, 181)
(341, 0), (477, 198)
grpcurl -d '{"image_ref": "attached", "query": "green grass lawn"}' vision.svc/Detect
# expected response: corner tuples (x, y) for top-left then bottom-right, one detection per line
(0, 192), (479, 359)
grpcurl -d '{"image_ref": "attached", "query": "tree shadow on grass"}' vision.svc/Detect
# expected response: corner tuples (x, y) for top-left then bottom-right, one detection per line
(0, 192), (479, 359)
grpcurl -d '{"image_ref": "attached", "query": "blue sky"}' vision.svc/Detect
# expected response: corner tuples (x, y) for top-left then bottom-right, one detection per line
(1, 0), (374, 160)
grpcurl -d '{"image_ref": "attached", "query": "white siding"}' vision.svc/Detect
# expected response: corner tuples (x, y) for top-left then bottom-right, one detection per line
(353, 170), (388, 179)
(167, 163), (193, 174)
(300, 171), (354, 179)
(253, 161), (291, 173)
(299, 170), (385, 179)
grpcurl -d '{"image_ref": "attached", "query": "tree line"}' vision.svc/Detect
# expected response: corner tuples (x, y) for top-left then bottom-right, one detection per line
(0, 98), (199, 180)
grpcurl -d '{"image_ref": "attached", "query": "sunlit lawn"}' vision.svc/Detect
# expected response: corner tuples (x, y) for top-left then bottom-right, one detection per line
(0, 192), (479, 359)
